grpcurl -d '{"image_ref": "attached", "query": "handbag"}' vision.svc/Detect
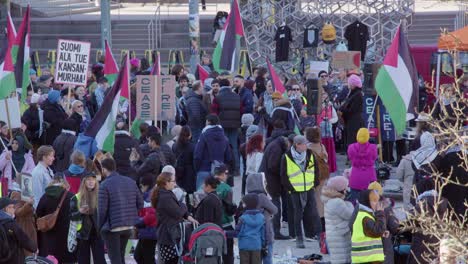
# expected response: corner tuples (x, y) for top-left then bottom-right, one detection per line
(67, 220), (80, 253)
(37, 190), (68, 232)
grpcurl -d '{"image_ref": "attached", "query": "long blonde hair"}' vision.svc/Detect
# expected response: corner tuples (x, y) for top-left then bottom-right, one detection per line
(77, 175), (99, 213)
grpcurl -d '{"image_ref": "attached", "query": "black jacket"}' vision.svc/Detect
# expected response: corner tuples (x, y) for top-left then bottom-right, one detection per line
(195, 191), (223, 227)
(156, 189), (188, 245)
(439, 151), (468, 218)
(265, 128), (294, 147)
(69, 195), (99, 241)
(133, 148), (166, 186)
(0, 212), (37, 264)
(114, 131), (139, 181)
(52, 131), (77, 173)
(36, 186), (76, 263)
(339, 88), (364, 146)
(280, 148), (320, 192)
(21, 106), (41, 144)
(185, 90), (207, 129)
(216, 87), (241, 129)
(172, 141), (197, 193)
(260, 136), (289, 196)
(42, 100), (69, 145)
(68, 112), (83, 134)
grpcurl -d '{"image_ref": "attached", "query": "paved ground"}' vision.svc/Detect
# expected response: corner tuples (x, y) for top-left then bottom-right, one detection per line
(115, 151), (406, 263)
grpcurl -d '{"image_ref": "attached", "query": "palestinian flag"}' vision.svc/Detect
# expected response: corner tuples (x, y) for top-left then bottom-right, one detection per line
(0, 20), (17, 99)
(14, 6), (31, 102)
(375, 26), (418, 134)
(197, 63), (209, 85)
(212, 0), (244, 72)
(130, 118), (142, 140)
(6, 13), (17, 47)
(75, 55), (130, 156)
(266, 57), (285, 94)
(150, 51), (160, 75)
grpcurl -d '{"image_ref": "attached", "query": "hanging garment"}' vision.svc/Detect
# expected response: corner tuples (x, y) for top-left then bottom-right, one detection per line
(344, 20), (369, 61)
(275, 25), (292, 62)
(303, 26), (319, 48)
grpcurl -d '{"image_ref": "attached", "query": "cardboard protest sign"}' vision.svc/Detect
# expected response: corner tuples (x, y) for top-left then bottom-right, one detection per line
(332, 51), (361, 70)
(0, 98), (21, 129)
(156, 76), (176, 121)
(55, 39), (91, 86)
(309, 61), (329, 77)
(136, 75), (156, 121)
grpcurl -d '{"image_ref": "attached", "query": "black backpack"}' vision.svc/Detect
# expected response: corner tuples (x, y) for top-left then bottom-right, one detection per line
(0, 219), (14, 262)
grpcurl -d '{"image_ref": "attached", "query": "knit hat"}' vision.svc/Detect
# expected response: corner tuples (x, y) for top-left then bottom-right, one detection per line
(162, 165), (176, 175)
(47, 90), (61, 104)
(246, 125), (258, 140)
(30, 93), (41, 104)
(38, 74), (52, 83)
(170, 125), (182, 138)
(356, 128), (370, 144)
(242, 193), (259, 210)
(272, 91), (282, 100)
(130, 58), (140, 68)
(326, 176), (349, 192)
(241, 113), (254, 126)
(347, 74), (362, 88)
(29, 68), (37, 76)
(368, 181), (383, 195)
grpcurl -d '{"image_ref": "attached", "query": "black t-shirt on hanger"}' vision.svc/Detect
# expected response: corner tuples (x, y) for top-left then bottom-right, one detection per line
(303, 26), (319, 48)
(344, 20), (369, 61)
(274, 25), (292, 62)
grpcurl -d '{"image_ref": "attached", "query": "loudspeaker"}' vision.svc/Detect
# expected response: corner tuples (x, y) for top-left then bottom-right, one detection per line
(305, 78), (322, 115)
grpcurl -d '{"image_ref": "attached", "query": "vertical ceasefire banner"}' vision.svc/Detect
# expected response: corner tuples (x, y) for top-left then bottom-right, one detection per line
(54, 39), (91, 86)
(157, 76), (176, 121)
(136, 75), (156, 121)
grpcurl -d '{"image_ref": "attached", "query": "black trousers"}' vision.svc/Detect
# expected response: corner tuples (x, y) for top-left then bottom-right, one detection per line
(101, 229), (132, 264)
(223, 226), (234, 264)
(77, 231), (106, 264)
(134, 239), (157, 264)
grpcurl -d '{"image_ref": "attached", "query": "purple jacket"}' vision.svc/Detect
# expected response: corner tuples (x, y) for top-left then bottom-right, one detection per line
(348, 142), (377, 190)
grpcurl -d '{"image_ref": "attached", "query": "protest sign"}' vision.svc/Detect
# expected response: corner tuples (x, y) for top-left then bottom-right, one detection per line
(0, 98), (21, 129)
(157, 76), (176, 121)
(54, 39), (91, 86)
(309, 61), (329, 77)
(332, 51), (361, 70)
(136, 75), (156, 121)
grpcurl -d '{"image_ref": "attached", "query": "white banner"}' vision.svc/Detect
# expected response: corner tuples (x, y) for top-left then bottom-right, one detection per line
(55, 39), (91, 86)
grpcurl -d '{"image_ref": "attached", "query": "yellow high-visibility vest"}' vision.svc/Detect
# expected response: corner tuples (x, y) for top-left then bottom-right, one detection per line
(351, 210), (385, 263)
(285, 154), (315, 192)
(74, 193), (83, 232)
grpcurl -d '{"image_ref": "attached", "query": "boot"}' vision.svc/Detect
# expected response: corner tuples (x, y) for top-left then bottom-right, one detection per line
(296, 237), (305, 249)
(274, 233), (291, 240)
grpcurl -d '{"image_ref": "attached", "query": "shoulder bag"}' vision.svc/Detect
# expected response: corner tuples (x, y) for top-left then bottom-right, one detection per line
(37, 190), (68, 232)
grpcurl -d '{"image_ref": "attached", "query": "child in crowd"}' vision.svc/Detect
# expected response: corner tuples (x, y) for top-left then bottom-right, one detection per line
(233, 194), (265, 264)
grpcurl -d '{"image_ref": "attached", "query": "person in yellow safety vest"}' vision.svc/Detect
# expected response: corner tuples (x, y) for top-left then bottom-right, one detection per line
(351, 189), (388, 264)
(69, 173), (106, 263)
(280, 135), (321, 249)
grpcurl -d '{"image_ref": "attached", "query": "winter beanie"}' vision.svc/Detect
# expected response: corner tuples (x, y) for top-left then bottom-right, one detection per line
(356, 128), (370, 144)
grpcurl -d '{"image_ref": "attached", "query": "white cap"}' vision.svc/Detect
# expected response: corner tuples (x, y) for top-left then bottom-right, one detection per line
(30, 93), (40, 104)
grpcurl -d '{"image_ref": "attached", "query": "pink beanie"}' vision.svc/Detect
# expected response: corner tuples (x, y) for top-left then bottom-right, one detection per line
(347, 74), (362, 88)
(326, 176), (349, 192)
(130, 58), (140, 68)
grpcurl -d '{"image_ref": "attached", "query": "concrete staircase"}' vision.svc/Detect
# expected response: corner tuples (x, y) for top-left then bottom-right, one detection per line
(407, 11), (456, 45)
(11, 0), (121, 17)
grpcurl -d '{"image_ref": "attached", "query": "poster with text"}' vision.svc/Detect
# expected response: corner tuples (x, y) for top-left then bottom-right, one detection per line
(0, 98), (21, 129)
(136, 75), (156, 121)
(55, 39), (91, 86)
(156, 76), (176, 121)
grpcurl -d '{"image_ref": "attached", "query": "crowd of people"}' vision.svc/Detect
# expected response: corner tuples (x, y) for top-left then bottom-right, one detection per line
(0, 53), (466, 264)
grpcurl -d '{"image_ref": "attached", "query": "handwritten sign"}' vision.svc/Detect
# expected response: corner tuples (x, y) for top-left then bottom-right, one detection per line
(332, 51), (361, 70)
(136, 75), (156, 121)
(136, 75), (176, 121)
(55, 39), (91, 85)
(157, 76), (176, 121)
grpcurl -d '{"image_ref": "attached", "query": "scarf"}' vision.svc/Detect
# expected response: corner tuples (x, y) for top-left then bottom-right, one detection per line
(263, 92), (274, 115)
(12, 137), (27, 180)
(291, 146), (307, 171)
(68, 164), (85, 175)
(412, 131), (438, 169)
(201, 124), (222, 134)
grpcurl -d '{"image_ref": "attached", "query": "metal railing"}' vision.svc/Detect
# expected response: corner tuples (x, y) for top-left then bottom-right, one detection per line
(147, 3), (161, 51)
(454, 3), (467, 30)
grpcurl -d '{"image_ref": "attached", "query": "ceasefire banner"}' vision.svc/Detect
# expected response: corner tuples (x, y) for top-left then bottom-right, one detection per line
(136, 75), (176, 121)
(54, 39), (91, 85)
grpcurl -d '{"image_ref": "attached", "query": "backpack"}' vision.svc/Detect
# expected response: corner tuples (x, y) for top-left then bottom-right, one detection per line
(0, 219), (14, 262)
(312, 145), (330, 182)
(183, 223), (227, 264)
(322, 22), (336, 44)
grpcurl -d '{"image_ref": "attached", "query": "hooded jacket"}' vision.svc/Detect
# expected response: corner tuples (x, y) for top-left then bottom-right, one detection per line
(52, 130), (77, 173)
(42, 99), (68, 145)
(239, 86), (254, 114)
(0, 211), (37, 264)
(236, 209), (265, 251)
(36, 186), (76, 263)
(195, 191), (223, 227)
(269, 99), (295, 131)
(246, 173), (278, 245)
(185, 90), (207, 129)
(21, 105), (41, 143)
(114, 131), (139, 180)
(321, 186), (354, 264)
(194, 126), (232, 172)
(348, 142), (378, 190)
(260, 136), (289, 196)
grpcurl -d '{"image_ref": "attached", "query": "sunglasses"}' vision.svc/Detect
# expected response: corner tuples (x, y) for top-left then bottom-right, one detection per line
(320, 75), (329, 78)
(292, 88), (300, 91)
(77, 105), (84, 108)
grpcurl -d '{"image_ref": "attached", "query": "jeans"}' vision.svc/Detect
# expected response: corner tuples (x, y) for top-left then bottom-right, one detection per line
(134, 239), (157, 264)
(290, 189), (322, 240)
(262, 243), (273, 264)
(101, 229), (132, 264)
(224, 128), (239, 174)
(239, 250), (261, 264)
(196, 171), (211, 190)
(191, 127), (202, 144)
(77, 231), (106, 264)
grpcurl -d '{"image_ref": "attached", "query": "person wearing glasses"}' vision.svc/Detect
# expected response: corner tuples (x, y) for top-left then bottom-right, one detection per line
(69, 100), (86, 134)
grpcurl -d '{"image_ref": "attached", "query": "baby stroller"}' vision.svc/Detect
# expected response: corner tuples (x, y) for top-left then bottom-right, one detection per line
(182, 223), (227, 264)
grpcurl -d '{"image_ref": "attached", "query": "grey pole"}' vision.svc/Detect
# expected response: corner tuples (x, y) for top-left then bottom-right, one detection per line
(101, 0), (112, 53)
(189, 0), (200, 73)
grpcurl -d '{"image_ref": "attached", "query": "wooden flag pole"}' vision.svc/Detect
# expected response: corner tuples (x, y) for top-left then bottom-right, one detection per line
(4, 98), (14, 141)
(376, 104), (384, 162)
(66, 85), (73, 114)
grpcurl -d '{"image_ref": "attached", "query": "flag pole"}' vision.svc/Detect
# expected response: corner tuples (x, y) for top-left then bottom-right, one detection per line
(128, 61), (132, 133)
(375, 104), (383, 162)
(4, 98), (14, 141)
